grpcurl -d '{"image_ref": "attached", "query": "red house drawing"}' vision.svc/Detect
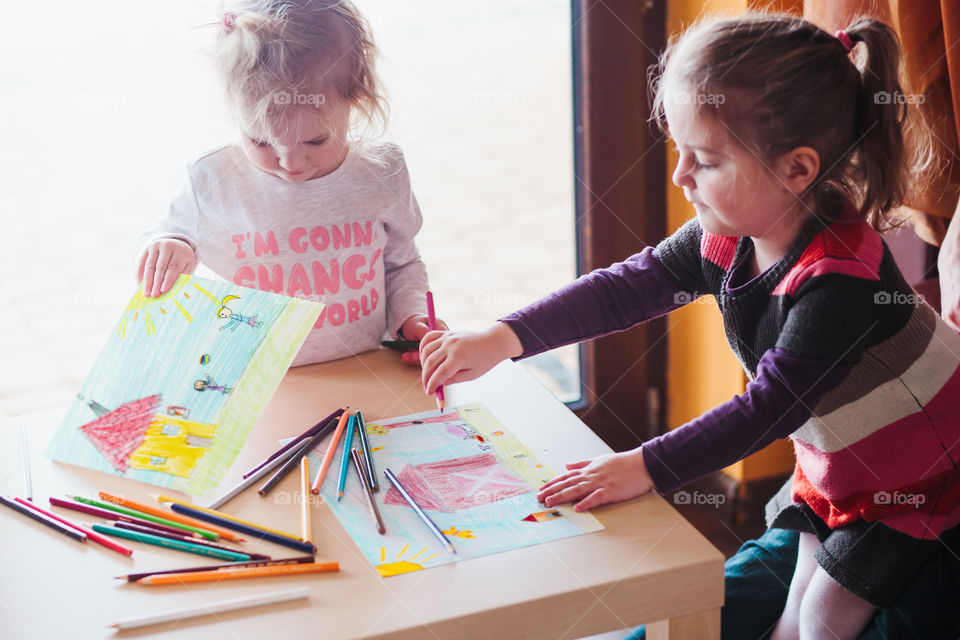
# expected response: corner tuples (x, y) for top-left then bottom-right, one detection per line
(384, 452), (532, 513)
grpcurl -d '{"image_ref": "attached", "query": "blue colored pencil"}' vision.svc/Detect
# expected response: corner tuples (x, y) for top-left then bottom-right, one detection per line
(92, 524), (252, 561)
(336, 412), (357, 501)
(168, 503), (316, 555)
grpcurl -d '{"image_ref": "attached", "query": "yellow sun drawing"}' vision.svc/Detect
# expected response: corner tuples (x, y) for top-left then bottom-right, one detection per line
(375, 542), (442, 577)
(118, 277), (221, 338)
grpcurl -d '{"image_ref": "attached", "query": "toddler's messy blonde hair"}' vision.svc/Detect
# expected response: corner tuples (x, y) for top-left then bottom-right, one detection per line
(210, 0), (387, 147)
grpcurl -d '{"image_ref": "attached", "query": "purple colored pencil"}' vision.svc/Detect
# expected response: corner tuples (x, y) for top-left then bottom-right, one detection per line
(116, 556), (315, 583)
(242, 409), (343, 479)
(49, 497), (200, 538)
(112, 521), (271, 560)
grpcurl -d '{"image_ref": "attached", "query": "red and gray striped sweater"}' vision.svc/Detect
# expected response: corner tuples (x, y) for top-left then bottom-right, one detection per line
(502, 215), (960, 540)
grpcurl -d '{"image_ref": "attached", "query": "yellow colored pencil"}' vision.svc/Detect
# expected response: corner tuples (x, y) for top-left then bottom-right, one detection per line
(99, 491), (243, 542)
(154, 495), (301, 542)
(137, 561), (339, 585)
(311, 410), (351, 494)
(300, 457), (311, 544)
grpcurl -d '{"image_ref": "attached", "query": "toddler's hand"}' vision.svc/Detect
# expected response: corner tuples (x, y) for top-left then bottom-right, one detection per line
(398, 314), (448, 343)
(420, 322), (523, 395)
(135, 239), (197, 298)
(537, 448), (655, 512)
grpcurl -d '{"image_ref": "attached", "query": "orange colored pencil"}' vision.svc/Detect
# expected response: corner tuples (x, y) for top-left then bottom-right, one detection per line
(98, 491), (244, 543)
(137, 561), (339, 585)
(311, 410), (350, 494)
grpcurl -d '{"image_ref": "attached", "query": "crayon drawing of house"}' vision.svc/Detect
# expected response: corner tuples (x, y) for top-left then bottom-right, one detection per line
(79, 394), (218, 478)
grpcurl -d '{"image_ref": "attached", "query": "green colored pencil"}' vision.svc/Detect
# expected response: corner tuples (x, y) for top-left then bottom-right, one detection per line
(71, 496), (218, 540)
(92, 524), (251, 561)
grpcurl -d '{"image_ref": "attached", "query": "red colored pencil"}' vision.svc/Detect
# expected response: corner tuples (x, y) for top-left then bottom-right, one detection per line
(15, 497), (133, 556)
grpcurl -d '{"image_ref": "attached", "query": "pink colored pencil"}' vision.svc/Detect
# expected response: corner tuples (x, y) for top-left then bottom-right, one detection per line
(311, 410), (351, 494)
(15, 496), (133, 556)
(426, 291), (445, 412)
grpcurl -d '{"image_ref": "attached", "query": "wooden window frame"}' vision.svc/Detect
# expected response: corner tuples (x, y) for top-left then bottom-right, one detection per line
(570, 0), (669, 451)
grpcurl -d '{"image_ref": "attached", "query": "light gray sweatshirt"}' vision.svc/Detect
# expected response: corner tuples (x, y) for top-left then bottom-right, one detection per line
(136, 142), (429, 366)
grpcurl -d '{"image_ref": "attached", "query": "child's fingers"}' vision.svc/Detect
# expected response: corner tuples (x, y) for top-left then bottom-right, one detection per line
(150, 249), (174, 298)
(141, 246), (160, 297)
(158, 267), (181, 297)
(134, 250), (148, 283)
(573, 488), (609, 512)
(564, 460), (591, 471)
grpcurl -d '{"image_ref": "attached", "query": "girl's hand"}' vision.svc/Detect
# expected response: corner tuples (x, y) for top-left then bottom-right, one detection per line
(398, 314), (448, 343)
(420, 322), (523, 395)
(135, 239), (197, 298)
(537, 448), (656, 512)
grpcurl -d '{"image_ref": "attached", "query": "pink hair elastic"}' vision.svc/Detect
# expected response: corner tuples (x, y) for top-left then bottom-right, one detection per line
(835, 30), (855, 53)
(222, 12), (238, 32)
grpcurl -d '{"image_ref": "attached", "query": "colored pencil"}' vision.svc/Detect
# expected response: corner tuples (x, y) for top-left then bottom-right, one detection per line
(156, 495), (302, 541)
(258, 429), (324, 497)
(137, 561), (339, 585)
(207, 442), (303, 510)
(311, 409), (351, 494)
(1, 494), (86, 542)
(381, 339), (421, 350)
(336, 412), (358, 500)
(70, 495), (218, 540)
(426, 291), (445, 412)
(112, 521), (269, 560)
(300, 457), (311, 544)
(165, 502), (317, 555)
(116, 556), (315, 582)
(354, 410), (378, 491)
(92, 524), (252, 561)
(383, 468), (455, 554)
(109, 588), (309, 630)
(98, 491), (243, 542)
(242, 408), (343, 479)
(351, 449), (385, 534)
(12, 497), (132, 556)
(18, 424), (32, 501)
(50, 497), (204, 538)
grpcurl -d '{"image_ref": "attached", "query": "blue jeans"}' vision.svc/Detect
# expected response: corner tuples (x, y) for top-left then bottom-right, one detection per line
(626, 527), (960, 640)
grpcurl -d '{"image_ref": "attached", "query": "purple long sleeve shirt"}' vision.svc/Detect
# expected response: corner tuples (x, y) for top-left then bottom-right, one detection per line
(500, 247), (851, 494)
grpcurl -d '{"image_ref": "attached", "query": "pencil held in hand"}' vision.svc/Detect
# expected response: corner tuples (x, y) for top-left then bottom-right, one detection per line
(426, 291), (445, 412)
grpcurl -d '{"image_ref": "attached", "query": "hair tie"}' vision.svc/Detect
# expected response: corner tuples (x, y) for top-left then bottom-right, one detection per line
(835, 30), (855, 53)
(222, 12), (238, 33)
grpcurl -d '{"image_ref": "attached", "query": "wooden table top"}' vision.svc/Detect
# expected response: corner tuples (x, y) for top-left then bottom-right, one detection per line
(0, 350), (722, 639)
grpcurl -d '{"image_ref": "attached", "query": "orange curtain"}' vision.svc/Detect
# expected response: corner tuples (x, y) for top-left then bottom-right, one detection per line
(804, 0), (960, 245)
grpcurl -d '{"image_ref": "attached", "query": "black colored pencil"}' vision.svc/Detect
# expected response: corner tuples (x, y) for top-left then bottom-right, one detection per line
(354, 410), (378, 491)
(242, 409), (343, 479)
(1, 494), (86, 542)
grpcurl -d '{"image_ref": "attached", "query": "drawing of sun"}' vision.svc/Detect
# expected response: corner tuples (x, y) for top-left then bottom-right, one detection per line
(118, 277), (221, 338)
(376, 543), (442, 577)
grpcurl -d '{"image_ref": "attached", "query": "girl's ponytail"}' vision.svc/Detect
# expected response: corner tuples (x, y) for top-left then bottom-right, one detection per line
(844, 19), (924, 229)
